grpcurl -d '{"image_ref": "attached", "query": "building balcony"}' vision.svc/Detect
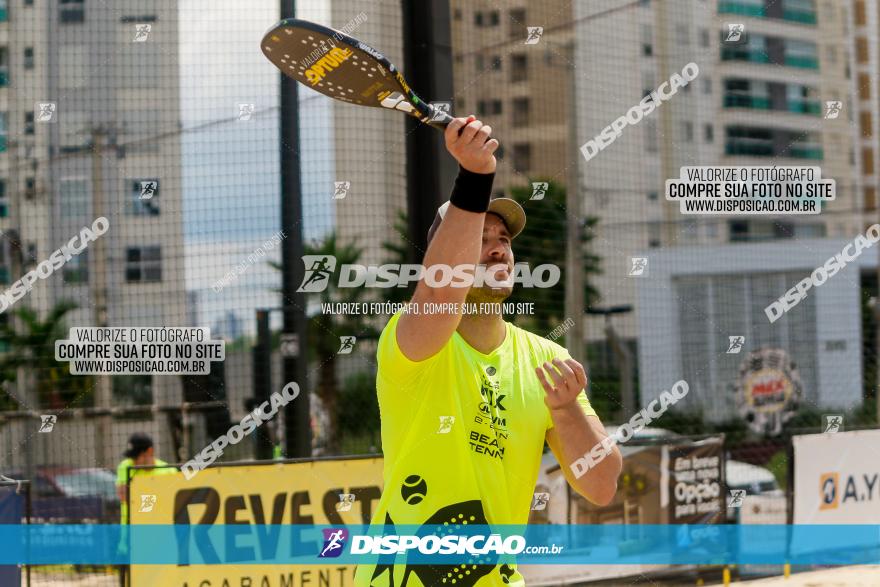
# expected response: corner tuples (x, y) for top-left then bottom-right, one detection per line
(719, 1), (816, 25)
(724, 94), (771, 109)
(719, 1), (765, 18)
(784, 55), (818, 69)
(725, 139), (823, 160)
(723, 94), (820, 115)
(721, 48), (771, 64)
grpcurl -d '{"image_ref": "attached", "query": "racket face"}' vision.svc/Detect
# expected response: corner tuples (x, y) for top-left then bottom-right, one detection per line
(261, 19), (452, 127)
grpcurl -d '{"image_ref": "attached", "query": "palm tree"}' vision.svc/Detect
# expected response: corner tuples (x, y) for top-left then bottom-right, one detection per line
(271, 232), (377, 453)
(0, 301), (94, 410)
(505, 180), (602, 334)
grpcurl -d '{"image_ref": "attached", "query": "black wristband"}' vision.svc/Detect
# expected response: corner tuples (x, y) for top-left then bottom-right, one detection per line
(449, 166), (494, 213)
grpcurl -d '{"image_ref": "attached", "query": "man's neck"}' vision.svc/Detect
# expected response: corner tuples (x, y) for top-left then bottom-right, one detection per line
(457, 312), (507, 355)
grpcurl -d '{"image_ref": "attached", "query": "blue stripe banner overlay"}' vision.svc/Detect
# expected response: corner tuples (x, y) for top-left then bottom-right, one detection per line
(0, 524), (878, 565)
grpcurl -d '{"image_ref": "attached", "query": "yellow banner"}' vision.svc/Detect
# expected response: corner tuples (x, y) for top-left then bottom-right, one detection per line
(130, 456), (383, 587)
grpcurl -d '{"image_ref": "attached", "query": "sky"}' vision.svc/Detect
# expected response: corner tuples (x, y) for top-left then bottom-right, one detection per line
(178, 0), (333, 335)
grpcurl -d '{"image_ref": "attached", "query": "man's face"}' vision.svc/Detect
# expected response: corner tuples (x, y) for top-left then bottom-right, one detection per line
(134, 447), (154, 466)
(466, 213), (514, 305)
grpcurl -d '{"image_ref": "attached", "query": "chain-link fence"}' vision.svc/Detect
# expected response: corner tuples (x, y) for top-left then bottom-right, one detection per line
(1, 0), (878, 585)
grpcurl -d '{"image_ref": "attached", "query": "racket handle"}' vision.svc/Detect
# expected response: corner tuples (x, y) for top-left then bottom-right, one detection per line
(425, 107), (454, 131)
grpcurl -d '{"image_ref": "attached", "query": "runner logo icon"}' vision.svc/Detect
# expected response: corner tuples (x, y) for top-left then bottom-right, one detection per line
(319, 528), (349, 558)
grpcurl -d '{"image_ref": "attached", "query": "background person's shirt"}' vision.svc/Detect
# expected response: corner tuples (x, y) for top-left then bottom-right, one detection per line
(353, 309), (596, 587)
(115, 458), (177, 523)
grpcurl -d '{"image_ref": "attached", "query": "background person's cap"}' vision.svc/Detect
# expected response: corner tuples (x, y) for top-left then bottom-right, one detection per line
(426, 197), (526, 244)
(124, 433), (153, 458)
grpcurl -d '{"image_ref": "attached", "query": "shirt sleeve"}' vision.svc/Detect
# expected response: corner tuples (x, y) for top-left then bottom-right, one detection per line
(376, 308), (442, 387)
(115, 460), (130, 485)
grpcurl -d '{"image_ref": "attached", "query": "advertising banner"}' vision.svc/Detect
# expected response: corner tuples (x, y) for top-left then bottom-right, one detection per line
(661, 437), (725, 524)
(0, 486), (23, 586)
(793, 429), (880, 524)
(130, 456), (383, 586)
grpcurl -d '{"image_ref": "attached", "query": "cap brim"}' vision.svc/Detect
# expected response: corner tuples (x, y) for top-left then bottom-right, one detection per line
(486, 198), (526, 239)
(427, 198), (526, 243)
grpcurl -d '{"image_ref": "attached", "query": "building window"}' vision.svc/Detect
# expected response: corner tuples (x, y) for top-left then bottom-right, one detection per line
(509, 8), (526, 38)
(128, 179), (160, 216)
(858, 73), (871, 100)
(511, 54), (527, 82)
(855, 0), (867, 25)
(642, 71), (655, 98)
(648, 222), (662, 248)
(641, 25), (653, 56)
(126, 246), (162, 282)
(726, 126), (772, 157)
(784, 39), (819, 69)
(477, 100), (502, 116)
(645, 119), (658, 152)
(59, 0), (85, 23)
(862, 148), (874, 175)
(866, 186), (877, 211)
(726, 126), (822, 159)
(0, 0), (6, 22)
(490, 56), (502, 71)
(682, 121), (694, 142)
(700, 28), (710, 48)
(0, 242), (8, 286)
(512, 143), (531, 172)
(476, 10), (499, 27)
(25, 177), (36, 198)
(0, 47), (8, 87)
(453, 8), (462, 20)
(784, 0), (817, 24)
(0, 112), (6, 152)
(0, 179), (6, 218)
(704, 123), (714, 142)
(860, 111), (872, 137)
(24, 112), (34, 135)
(718, 0), (764, 17)
(786, 83), (821, 114)
(512, 97), (530, 127)
(721, 33), (768, 64)
(60, 178), (89, 216)
(702, 77), (711, 94)
(647, 191), (658, 201)
(62, 252), (88, 284)
(24, 47), (34, 70)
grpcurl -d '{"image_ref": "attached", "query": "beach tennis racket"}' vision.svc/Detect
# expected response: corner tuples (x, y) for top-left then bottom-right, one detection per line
(261, 18), (453, 130)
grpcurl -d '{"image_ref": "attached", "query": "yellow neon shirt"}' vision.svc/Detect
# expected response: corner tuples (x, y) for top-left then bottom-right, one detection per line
(354, 309), (596, 586)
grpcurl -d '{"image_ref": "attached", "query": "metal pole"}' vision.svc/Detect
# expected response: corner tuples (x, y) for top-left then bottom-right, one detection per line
(280, 0), (311, 458)
(565, 39), (586, 364)
(402, 0), (455, 256)
(91, 129), (113, 467)
(252, 310), (273, 459)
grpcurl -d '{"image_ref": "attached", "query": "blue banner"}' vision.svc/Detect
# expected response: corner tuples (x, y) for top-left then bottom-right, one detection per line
(0, 524), (877, 565)
(0, 487), (23, 586)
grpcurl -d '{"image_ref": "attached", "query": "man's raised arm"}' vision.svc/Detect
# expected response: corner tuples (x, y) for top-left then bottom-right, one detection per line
(396, 115), (499, 362)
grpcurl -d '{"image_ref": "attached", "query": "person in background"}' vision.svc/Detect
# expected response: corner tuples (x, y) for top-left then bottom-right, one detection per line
(115, 433), (176, 524)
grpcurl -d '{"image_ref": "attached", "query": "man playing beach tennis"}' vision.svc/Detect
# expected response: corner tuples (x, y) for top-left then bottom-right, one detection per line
(354, 116), (622, 587)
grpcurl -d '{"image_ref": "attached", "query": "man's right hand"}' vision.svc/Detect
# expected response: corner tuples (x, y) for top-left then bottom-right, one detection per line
(445, 115), (499, 174)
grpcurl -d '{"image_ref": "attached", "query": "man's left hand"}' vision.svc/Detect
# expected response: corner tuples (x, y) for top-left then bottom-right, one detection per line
(535, 358), (588, 411)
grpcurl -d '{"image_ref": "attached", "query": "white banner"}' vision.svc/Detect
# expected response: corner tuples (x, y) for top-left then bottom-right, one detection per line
(793, 429), (880, 524)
